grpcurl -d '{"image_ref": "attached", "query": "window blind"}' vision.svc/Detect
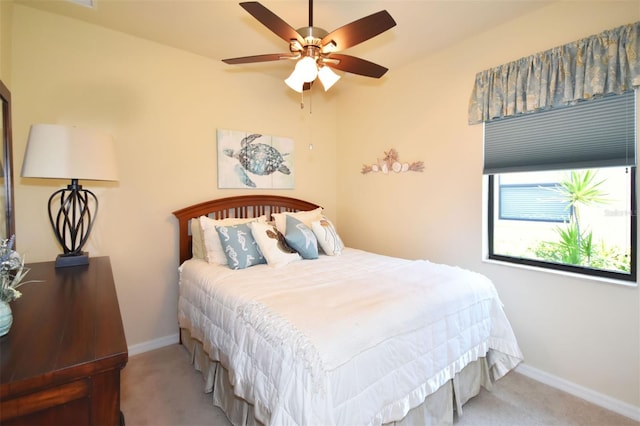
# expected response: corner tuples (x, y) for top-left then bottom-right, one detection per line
(499, 184), (570, 222)
(483, 90), (636, 174)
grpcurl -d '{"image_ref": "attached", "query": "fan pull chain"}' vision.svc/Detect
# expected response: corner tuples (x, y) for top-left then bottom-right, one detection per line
(299, 89), (313, 114)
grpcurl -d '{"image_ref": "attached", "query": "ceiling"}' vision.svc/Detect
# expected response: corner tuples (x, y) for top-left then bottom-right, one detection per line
(15, 0), (553, 87)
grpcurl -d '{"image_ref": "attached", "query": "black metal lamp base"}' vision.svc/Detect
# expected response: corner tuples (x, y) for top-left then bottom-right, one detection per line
(55, 252), (89, 268)
(49, 181), (98, 269)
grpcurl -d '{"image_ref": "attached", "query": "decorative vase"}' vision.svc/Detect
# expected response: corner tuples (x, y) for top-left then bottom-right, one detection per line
(0, 300), (13, 336)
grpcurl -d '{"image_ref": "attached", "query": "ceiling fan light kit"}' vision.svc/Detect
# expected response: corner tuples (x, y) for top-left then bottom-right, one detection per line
(223, 1), (396, 95)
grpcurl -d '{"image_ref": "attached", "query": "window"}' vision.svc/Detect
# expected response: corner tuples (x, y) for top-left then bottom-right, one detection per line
(485, 91), (637, 282)
(498, 181), (570, 223)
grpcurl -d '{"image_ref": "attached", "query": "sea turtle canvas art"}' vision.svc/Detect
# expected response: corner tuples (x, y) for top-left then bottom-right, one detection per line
(217, 129), (295, 189)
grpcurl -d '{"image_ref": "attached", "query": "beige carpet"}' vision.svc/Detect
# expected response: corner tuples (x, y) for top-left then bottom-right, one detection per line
(121, 344), (638, 426)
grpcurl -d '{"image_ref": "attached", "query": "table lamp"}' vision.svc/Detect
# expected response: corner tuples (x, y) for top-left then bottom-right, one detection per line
(21, 124), (118, 267)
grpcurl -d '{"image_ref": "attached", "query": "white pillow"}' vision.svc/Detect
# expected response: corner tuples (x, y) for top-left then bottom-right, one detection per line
(311, 217), (344, 256)
(272, 207), (323, 235)
(190, 218), (205, 260)
(199, 215), (266, 265)
(249, 221), (301, 267)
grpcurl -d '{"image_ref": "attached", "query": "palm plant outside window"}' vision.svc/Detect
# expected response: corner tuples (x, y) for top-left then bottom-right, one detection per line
(490, 167), (634, 280)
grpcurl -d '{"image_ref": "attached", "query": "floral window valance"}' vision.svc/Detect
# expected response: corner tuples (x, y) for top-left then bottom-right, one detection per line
(468, 22), (639, 124)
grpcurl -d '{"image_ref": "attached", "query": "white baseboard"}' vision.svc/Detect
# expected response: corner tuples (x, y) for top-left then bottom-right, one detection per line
(516, 363), (640, 422)
(127, 333), (180, 357)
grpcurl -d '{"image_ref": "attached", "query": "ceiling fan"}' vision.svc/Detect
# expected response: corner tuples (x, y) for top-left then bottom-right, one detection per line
(222, 0), (397, 93)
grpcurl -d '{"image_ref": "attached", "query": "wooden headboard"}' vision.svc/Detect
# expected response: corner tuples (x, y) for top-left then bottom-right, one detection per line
(172, 195), (321, 264)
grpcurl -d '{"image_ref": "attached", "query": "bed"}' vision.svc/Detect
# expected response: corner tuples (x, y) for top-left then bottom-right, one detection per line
(173, 195), (523, 426)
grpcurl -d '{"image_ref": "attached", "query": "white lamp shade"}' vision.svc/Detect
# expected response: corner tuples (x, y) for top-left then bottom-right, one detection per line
(21, 124), (118, 182)
(318, 66), (341, 91)
(285, 69), (305, 93)
(295, 56), (318, 83)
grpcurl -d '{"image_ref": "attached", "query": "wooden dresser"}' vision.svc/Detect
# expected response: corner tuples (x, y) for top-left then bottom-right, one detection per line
(0, 256), (128, 425)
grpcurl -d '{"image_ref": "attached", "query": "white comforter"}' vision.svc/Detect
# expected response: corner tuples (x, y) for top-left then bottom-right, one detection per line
(178, 248), (523, 426)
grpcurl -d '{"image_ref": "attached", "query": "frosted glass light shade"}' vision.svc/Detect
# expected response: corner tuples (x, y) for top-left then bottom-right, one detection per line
(21, 124), (118, 182)
(285, 69), (305, 93)
(295, 56), (318, 82)
(318, 66), (341, 91)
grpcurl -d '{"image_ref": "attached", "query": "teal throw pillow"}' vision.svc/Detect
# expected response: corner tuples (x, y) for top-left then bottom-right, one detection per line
(284, 215), (318, 259)
(215, 223), (266, 269)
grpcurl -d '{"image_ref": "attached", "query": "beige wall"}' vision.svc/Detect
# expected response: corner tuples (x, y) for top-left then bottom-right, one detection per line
(0, 0), (12, 83)
(11, 4), (338, 348)
(8, 0), (640, 416)
(337, 1), (639, 411)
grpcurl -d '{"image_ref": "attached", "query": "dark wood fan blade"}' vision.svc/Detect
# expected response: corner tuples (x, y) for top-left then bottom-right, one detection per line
(223, 53), (298, 64)
(321, 10), (396, 51)
(325, 54), (388, 78)
(240, 2), (304, 44)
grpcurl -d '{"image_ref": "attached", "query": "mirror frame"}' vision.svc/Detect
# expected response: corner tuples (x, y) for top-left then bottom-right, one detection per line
(0, 79), (15, 242)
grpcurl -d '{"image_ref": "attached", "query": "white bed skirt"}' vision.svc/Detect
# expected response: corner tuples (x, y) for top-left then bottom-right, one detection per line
(180, 328), (493, 426)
